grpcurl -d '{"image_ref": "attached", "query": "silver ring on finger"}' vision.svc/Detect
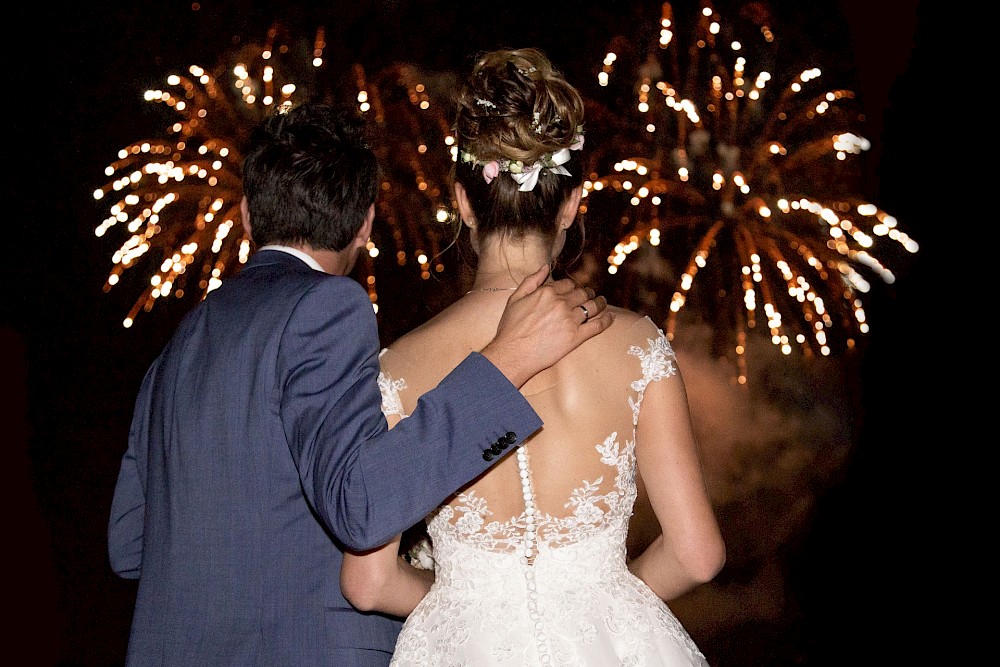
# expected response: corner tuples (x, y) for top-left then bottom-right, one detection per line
(579, 304), (590, 323)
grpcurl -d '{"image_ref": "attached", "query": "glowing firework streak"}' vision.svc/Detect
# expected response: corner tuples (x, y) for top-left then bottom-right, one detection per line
(95, 25), (461, 332)
(93, 25), (321, 327)
(584, 1), (917, 383)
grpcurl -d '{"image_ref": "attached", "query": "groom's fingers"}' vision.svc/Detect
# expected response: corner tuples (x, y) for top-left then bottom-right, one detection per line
(577, 295), (608, 325)
(511, 265), (551, 300)
(546, 277), (579, 296)
(579, 295), (607, 321)
(581, 307), (615, 335)
(576, 289), (599, 311)
(563, 284), (597, 311)
(578, 295), (613, 337)
(545, 282), (606, 324)
(510, 275), (608, 331)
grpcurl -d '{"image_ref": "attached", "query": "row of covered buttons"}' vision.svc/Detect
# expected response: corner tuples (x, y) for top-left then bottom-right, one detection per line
(482, 431), (517, 461)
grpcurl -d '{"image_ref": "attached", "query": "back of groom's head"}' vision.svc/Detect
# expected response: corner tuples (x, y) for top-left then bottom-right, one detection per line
(242, 103), (380, 251)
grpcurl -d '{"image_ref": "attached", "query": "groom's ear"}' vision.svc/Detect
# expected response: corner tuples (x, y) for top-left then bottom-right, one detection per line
(355, 203), (375, 247)
(240, 197), (254, 242)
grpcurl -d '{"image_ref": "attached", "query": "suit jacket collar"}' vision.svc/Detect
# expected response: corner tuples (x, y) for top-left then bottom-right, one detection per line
(245, 248), (322, 274)
(257, 245), (325, 271)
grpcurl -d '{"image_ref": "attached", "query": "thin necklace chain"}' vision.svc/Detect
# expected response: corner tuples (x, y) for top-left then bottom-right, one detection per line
(465, 286), (518, 294)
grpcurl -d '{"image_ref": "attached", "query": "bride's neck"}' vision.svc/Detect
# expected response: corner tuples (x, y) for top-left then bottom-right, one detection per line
(471, 234), (556, 290)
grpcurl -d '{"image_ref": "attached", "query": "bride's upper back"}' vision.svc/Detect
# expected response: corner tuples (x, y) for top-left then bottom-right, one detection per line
(378, 298), (673, 552)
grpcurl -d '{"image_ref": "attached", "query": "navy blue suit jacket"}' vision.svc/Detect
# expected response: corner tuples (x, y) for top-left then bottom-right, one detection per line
(108, 249), (541, 665)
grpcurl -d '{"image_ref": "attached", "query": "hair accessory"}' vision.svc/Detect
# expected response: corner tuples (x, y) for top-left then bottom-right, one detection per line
(476, 97), (497, 109)
(483, 160), (501, 184)
(532, 112), (563, 135)
(459, 127), (585, 192)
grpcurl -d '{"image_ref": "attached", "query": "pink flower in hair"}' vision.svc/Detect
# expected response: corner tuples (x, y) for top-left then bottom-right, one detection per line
(483, 160), (500, 184)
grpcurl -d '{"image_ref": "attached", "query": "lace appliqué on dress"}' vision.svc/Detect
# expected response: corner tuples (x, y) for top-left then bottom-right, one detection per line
(628, 333), (677, 424)
(387, 328), (709, 666)
(377, 371), (407, 419)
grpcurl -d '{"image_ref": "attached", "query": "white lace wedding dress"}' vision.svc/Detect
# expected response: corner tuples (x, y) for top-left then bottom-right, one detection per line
(378, 316), (709, 666)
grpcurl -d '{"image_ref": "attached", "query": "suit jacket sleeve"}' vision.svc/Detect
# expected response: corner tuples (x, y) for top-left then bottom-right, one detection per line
(280, 279), (542, 551)
(107, 356), (160, 578)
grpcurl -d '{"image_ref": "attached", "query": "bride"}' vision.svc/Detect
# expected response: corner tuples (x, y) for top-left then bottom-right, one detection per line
(341, 47), (725, 666)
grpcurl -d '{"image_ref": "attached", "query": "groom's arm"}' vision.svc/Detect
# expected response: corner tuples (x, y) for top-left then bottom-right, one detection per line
(280, 278), (541, 552)
(108, 358), (159, 578)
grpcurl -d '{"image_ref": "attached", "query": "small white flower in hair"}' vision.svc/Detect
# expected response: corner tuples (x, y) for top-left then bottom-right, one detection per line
(458, 126), (585, 192)
(476, 97), (497, 109)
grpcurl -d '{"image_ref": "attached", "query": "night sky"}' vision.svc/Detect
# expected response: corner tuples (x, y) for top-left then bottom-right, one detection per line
(6, 1), (951, 665)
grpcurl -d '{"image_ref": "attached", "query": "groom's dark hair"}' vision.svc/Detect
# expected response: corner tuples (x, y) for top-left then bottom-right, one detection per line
(242, 103), (380, 251)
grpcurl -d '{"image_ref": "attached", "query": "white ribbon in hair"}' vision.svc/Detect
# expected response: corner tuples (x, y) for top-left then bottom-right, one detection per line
(510, 148), (572, 192)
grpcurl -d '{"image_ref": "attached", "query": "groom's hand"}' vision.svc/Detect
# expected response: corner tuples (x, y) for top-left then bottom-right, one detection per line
(481, 265), (612, 388)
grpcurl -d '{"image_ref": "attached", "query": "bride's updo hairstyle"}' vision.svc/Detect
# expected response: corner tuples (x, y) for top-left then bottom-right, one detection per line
(453, 48), (585, 242)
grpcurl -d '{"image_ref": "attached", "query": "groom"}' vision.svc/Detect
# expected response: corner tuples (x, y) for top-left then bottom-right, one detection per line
(108, 102), (610, 665)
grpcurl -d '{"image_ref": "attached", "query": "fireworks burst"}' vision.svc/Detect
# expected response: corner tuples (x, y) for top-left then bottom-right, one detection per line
(350, 61), (467, 334)
(580, 1), (918, 383)
(93, 24), (461, 332)
(95, 5), (918, 378)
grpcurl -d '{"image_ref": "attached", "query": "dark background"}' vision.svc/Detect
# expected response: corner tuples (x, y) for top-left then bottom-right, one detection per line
(6, 1), (950, 664)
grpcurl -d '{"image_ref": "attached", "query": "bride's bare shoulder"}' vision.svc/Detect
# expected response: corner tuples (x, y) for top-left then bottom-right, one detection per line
(601, 306), (663, 343)
(381, 306), (480, 380)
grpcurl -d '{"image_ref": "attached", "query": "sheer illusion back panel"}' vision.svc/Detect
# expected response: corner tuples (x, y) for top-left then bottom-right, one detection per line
(378, 312), (713, 665)
(378, 311), (665, 553)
